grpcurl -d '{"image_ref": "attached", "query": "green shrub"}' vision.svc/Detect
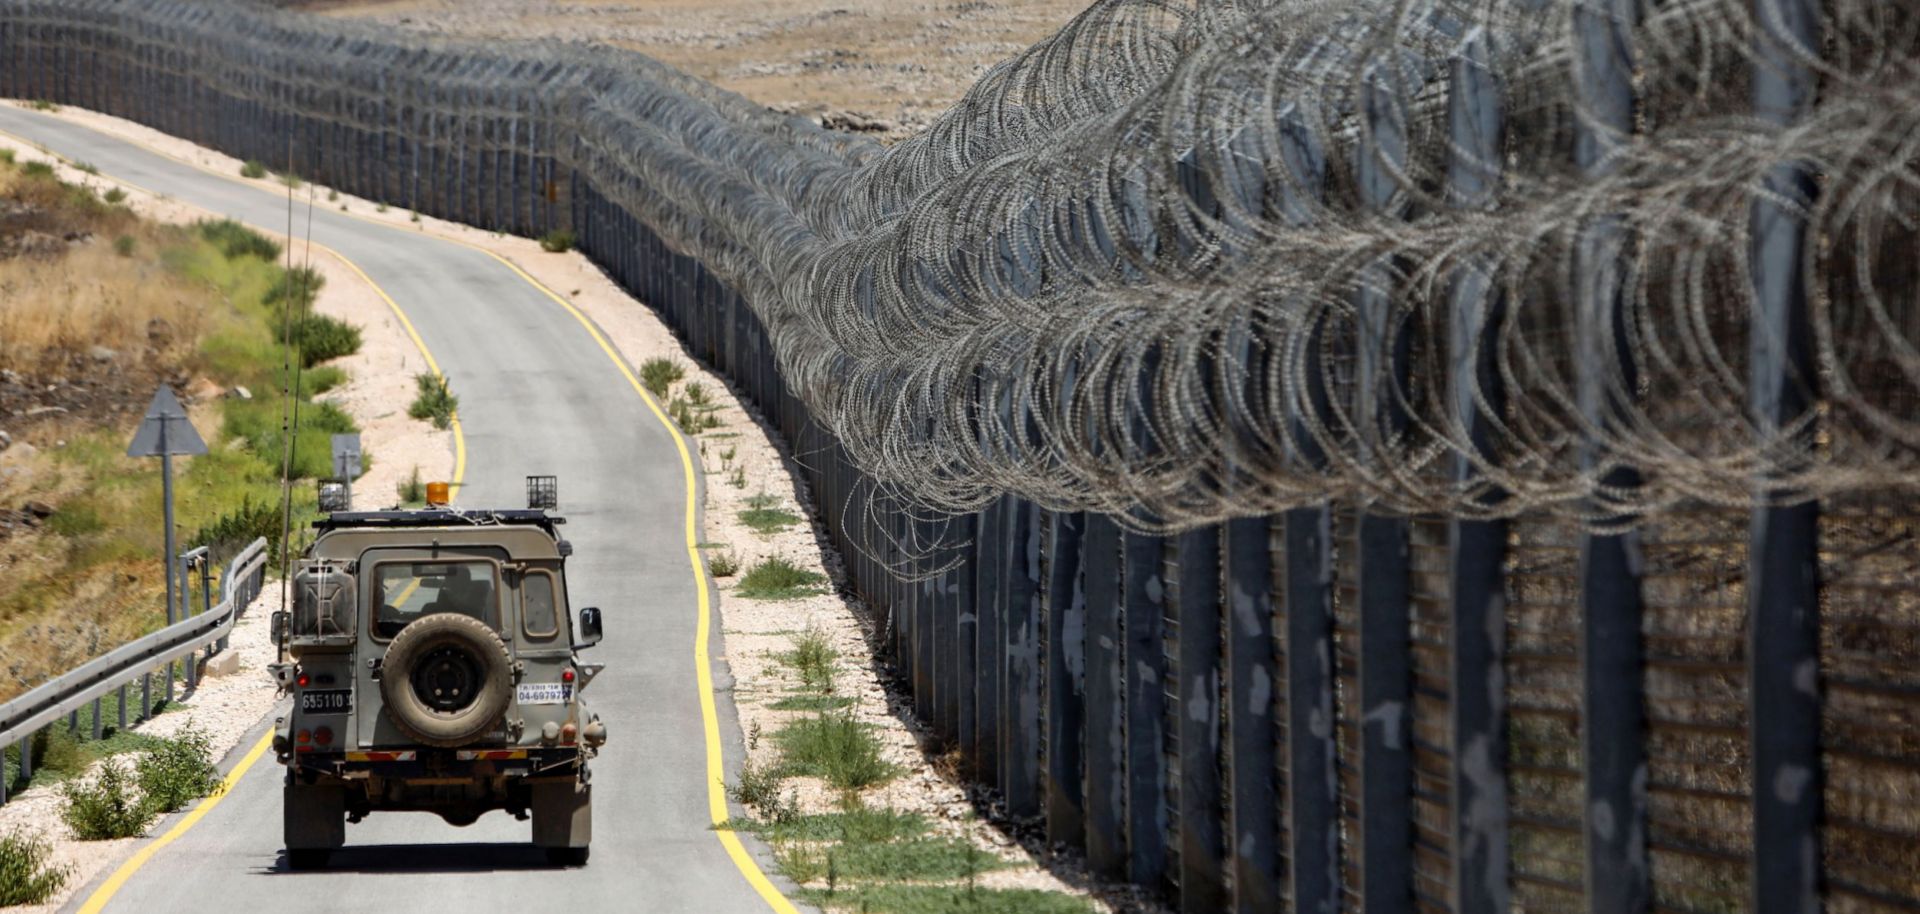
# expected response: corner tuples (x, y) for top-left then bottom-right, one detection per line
(277, 171), (303, 189)
(408, 373), (458, 430)
(189, 496), (282, 556)
(709, 551), (741, 578)
(112, 234), (136, 257)
(290, 314), (361, 366)
(375, 202), (388, 213)
(301, 364), (348, 396)
(266, 266), (326, 311)
(0, 149), (14, 165)
(538, 229), (575, 253)
(729, 757), (784, 812)
(397, 466), (426, 505)
(326, 188), (339, 202)
(136, 722), (220, 813)
(20, 161), (54, 179)
(638, 357), (683, 399)
(409, 210), (421, 223)
(0, 829), (71, 906)
(103, 187), (127, 205)
(61, 762), (154, 840)
(29, 99), (57, 112)
(239, 160), (267, 179)
(74, 161), (98, 175)
(775, 712), (895, 791)
(195, 218), (280, 261)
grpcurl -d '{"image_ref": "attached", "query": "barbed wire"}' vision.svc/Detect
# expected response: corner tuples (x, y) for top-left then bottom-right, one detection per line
(11, 0), (1916, 532)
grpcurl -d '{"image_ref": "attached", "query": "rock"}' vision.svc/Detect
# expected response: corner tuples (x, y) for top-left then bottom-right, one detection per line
(88, 345), (118, 363)
(22, 405), (67, 418)
(231, 385), (253, 400)
(202, 651), (241, 678)
(22, 501), (54, 519)
(0, 430), (10, 451)
(1, 442), (37, 463)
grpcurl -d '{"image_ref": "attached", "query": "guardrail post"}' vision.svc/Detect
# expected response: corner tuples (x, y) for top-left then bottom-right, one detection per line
(118, 683), (129, 734)
(1748, 1), (1823, 910)
(18, 731), (31, 782)
(1444, 28), (1512, 914)
(1573, 1), (1649, 908)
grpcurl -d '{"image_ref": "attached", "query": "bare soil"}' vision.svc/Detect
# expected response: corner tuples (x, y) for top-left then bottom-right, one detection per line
(293, 0), (1088, 142)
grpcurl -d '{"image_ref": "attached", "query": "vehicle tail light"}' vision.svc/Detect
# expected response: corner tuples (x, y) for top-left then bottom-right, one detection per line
(313, 726), (334, 747)
(561, 669), (575, 684)
(296, 729), (312, 753)
(296, 673), (310, 688)
(561, 723), (577, 744)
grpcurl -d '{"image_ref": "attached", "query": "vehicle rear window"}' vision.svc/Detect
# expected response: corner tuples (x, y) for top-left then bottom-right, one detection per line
(373, 560), (498, 640)
(522, 571), (559, 639)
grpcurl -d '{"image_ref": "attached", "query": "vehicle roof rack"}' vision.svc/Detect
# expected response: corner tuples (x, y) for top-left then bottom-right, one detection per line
(312, 509), (565, 535)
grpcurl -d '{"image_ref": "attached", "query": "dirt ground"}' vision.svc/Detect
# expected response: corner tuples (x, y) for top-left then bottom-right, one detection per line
(293, 0), (1089, 141)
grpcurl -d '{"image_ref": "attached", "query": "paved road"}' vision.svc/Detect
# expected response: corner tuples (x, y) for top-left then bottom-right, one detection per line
(0, 105), (790, 914)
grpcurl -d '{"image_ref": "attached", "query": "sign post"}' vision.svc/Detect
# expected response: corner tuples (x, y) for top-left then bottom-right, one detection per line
(331, 433), (362, 509)
(128, 385), (207, 699)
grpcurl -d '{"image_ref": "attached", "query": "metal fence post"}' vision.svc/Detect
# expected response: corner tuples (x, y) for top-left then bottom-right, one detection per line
(1045, 510), (1087, 848)
(1354, 61), (1415, 914)
(1573, 1), (1650, 908)
(1748, 1), (1823, 910)
(1082, 512), (1127, 878)
(1123, 525), (1168, 889)
(1444, 28), (1513, 914)
(1004, 497), (1043, 821)
(1177, 525), (1227, 911)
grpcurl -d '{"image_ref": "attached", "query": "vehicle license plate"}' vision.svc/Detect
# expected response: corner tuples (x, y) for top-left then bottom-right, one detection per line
(300, 689), (352, 714)
(516, 683), (571, 705)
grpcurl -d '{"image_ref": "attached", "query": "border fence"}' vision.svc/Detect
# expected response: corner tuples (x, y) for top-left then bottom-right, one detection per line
(2, 1), (1916, 912)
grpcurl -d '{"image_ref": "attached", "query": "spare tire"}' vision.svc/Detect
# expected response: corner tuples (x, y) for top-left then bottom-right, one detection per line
(380, 614), (513, 747)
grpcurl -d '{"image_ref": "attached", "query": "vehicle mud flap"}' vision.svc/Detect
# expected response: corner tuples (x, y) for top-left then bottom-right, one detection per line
(531, 780), (591, 849)
(284, 783), (346, 850)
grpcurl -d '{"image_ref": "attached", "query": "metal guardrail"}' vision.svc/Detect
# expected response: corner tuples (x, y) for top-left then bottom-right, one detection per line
(0, 537), (269, 803)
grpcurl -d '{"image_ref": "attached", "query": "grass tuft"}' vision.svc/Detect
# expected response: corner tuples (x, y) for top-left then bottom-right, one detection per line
(194, 218), (280, 260)
(290, 313), (361, 367)
(239, 159), (267, 179)
(638, 357), (684, 399)
(736, 556), (826, 600)
(408, 373), (459, 429)
(397, 466), (427, 506)
(774, 712), (895, 791)
(28, 99), (58, 112)
(784, 625), (838, 694)
(740, 492), (801, 534)
(539, 229), (575, 253)
(709, 551), (741, 578)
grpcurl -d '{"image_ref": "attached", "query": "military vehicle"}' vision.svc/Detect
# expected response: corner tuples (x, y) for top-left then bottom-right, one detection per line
(268, 477), (607, 868)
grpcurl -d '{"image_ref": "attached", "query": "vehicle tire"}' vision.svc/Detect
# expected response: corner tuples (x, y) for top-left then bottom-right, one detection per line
(545, 846), (589, 867)
(286, 849), (330, 871)
(380, 613), (513, 747)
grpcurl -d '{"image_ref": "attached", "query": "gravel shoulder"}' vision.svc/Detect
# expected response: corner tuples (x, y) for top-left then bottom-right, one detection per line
(0, 109), (451, 913)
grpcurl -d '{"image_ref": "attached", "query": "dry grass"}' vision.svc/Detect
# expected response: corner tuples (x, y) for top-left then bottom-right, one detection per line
(0, 170), (204, 373)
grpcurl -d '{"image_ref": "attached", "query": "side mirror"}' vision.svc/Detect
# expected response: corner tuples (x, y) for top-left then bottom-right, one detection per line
(577, 606), (604, 648)
(270, 610), (288, 646)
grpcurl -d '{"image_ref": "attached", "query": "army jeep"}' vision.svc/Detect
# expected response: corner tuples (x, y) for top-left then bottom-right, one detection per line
(269, 483), (607, 869)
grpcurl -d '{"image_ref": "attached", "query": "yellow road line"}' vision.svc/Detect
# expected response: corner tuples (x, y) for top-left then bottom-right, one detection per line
(479, 250), (799, 913)
(78, 732), (274, 914)
(17, 105), (793, 913)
